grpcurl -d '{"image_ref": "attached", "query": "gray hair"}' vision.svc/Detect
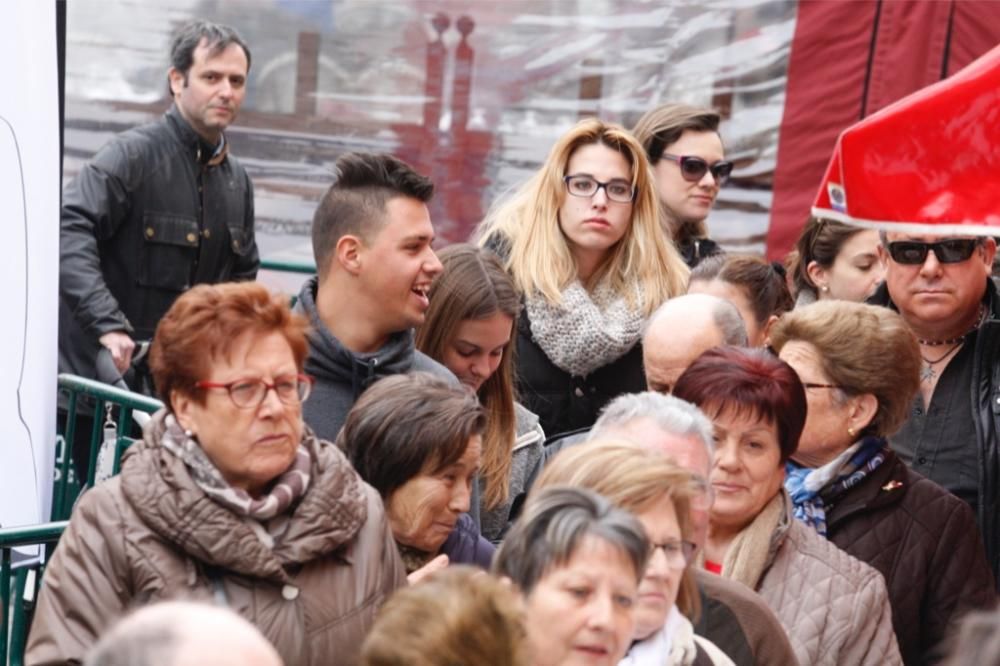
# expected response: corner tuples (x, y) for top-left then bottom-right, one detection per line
(645, 294), (748, 347)
(590, 391), (715, 459)
(492, 486), (649, 595)
(86, 625), (176, 666)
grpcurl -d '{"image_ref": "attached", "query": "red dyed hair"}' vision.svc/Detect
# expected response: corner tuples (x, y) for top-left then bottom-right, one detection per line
(149, 282), (309, 409)
(672, 346), (806, 463)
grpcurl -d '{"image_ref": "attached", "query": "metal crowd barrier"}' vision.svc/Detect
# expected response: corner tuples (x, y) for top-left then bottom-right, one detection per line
(0, 521), (68, 666)
(259, 258), (316, 275)
(55, 374), (163, 521)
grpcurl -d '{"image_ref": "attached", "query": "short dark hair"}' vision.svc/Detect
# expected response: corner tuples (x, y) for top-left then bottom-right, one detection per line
(312, 152), (435, 279)
(672, 346), (806, 464)
(493, 486), (649, 596)
(169, 21), (251, 82)
(338, 373), (484, 498)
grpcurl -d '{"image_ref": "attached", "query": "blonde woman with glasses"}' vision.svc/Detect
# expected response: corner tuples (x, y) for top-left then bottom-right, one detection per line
(477, 118), (689, 437)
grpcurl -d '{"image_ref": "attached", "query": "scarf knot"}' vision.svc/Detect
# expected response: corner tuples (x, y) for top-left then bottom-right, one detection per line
(160, 414), (312, 527)
(785, 436), (886, 536)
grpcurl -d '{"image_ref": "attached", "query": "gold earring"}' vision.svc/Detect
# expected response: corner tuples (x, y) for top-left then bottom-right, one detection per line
(847, 426), (856, 438)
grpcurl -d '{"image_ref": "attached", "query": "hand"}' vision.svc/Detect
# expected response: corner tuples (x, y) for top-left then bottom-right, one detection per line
(406, 554), (449, 585)
(99, 331), (135, 373)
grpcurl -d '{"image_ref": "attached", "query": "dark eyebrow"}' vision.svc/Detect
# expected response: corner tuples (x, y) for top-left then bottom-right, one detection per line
(400, 234), (434, 243)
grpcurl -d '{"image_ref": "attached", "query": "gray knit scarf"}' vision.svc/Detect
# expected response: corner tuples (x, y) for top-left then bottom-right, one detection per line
(525, 277), (645, 378)
(159, 414), (312, 522)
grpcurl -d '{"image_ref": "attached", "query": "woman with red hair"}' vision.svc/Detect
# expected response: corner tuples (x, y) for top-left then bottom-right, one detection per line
(673, 346), (901, 666)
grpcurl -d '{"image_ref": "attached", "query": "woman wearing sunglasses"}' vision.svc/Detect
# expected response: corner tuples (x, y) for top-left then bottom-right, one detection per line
(632, 103), (734, 268)
(537, 441), (734, 665)
(770, 301), (995, 665)
(477, 118), (688, 437)
(27, 282), (405, 665)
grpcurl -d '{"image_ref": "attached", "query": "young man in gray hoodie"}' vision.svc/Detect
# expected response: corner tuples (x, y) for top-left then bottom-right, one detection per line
(297, 152), (455, 443)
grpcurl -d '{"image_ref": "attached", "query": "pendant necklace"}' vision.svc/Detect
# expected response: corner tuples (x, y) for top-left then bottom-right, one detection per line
(920, 343), (961, 383)
(917, 303), (987, 383)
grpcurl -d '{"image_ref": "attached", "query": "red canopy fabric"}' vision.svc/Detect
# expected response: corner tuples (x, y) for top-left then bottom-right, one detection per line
(811, 43), (1000, 236)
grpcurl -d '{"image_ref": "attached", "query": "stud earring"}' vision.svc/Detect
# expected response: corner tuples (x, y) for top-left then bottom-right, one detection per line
(821, 285), (830, 293)
(847, 426), (856, 438)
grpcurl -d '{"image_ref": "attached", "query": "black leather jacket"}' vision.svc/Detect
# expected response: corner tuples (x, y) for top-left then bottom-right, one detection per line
(59, 105), (258, 380)
(869, 278), (1000, 585)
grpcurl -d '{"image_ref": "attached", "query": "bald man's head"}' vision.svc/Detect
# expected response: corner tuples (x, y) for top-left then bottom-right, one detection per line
(85, 602), (283, 666)
(642, 293), (747, 394)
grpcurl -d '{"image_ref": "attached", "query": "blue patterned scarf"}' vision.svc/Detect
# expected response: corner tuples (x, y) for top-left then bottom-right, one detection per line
(785, 436), (886, 536)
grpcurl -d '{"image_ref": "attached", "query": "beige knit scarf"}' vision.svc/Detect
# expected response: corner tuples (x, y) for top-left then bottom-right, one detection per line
(718, 492), (786, 589)
(524, 277), (645, 378)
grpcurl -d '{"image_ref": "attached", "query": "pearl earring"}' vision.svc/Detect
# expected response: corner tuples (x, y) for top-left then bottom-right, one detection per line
(821, 285), (830, 293)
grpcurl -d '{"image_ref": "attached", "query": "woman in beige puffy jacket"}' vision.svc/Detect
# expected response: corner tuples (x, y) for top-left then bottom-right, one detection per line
(26, 283), (406, 666)
(673, 346), (902, 666)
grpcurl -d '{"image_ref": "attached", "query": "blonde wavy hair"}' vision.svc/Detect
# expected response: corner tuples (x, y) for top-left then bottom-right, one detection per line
(534, 440), (703, 622)
(476, 118), (689, 315)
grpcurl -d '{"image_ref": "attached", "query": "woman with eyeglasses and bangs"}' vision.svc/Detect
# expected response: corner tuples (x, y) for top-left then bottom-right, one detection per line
(536, 441), (735, 665)
(477, 118), (689, 438)
(631, 103), (734, 269)
(27, 282), (406, 666)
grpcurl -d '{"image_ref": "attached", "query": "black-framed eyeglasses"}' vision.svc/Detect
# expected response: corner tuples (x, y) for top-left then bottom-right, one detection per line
(649, 539), (698, 568)
(196, 373), (313, 409)
(886, 239), (980, 265)
(660, 153), (734, 185)
(563, 174), (635, 203)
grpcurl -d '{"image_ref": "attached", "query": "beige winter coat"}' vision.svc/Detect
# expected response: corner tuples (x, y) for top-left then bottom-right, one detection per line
(25, 420), (406, 666)
(716, 490), (901, 666)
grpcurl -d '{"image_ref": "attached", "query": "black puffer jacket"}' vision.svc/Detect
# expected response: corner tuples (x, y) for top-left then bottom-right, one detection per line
(825, 447), (997, 665)
(514, 309), (646, 438)
(59, 105), (258, 379)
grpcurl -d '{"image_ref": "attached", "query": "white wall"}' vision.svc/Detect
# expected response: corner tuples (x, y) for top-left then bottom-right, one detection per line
(0, 1), (59, 535)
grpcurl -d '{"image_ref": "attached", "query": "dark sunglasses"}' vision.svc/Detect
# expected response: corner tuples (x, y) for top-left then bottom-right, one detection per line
(660, 153), (734, 185)
(886, 239), (980, 265)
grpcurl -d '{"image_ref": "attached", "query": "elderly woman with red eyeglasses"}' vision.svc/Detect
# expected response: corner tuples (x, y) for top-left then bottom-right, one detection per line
(27, 282), (405, 666)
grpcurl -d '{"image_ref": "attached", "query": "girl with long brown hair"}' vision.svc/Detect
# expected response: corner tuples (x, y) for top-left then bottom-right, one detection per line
(416, 243), (545, 542)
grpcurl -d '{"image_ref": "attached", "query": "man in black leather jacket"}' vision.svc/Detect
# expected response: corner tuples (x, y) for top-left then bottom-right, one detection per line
(870, 231), (1000, 587)
(59, 20), (258, 386)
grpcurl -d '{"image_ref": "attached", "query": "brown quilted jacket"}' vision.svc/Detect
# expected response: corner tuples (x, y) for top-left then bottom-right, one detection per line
(825, 448), (997, 665)
(25, 421), (406, 666)
(735, 492), (902, 666)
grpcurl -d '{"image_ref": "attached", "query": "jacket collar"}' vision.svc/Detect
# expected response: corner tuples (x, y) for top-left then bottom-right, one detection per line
(823, 448), (907, 529)
(164, 104), (227, 164)
(120, 410), (367, 583)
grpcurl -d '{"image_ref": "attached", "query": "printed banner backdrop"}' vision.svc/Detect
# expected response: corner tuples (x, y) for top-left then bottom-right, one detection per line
(0, 0), (59, 554)
(812, 43), (1000, 236)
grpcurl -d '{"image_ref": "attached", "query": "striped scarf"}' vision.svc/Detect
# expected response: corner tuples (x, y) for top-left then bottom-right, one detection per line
(785, 436), (886, 536)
